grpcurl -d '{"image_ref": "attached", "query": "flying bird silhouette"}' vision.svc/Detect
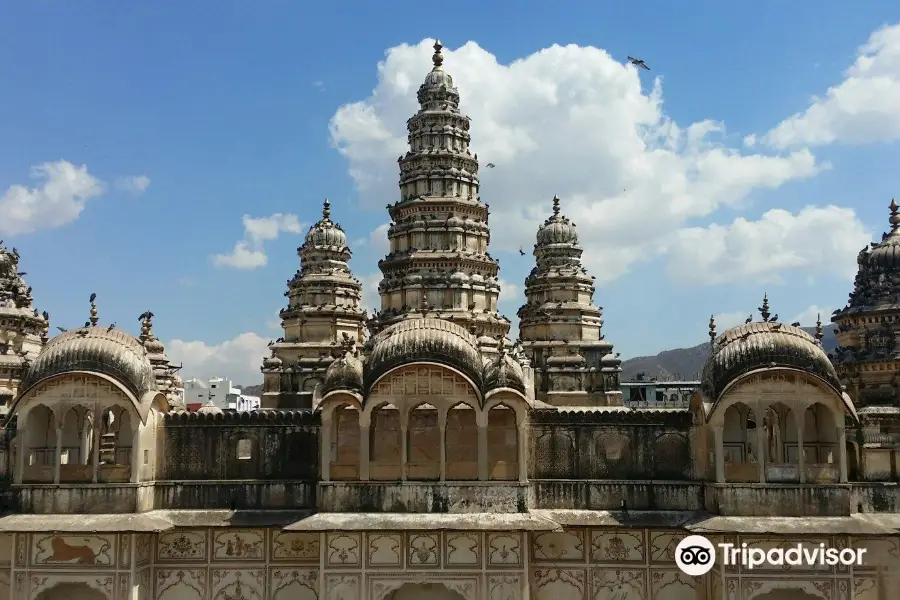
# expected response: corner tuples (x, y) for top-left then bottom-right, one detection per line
(518, 247), (526, 256)
(627, 56), (650, 71)
(485, 163), (496, 168)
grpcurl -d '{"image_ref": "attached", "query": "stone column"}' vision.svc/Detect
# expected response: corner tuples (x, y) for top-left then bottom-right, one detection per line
(130, 421), (141, 483)
(400, 423), (408, 481)
(359, 425), (370, 481)
(755, 402), (767, 484)
(91, 424), (101, 483)
(838, 425), (848, 483)
(53, 426), (62, 484)
(517, 424), (528, 483)
(796, 411), (806, 484)
(713, 426), (725, 483)
(320, 413), (332, 483)
(14, 418), (28, 484)
(478, 424), (489, 481)
(438, 411), (447, 482)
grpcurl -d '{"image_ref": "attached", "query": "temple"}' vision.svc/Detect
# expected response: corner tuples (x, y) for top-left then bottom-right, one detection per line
(0, 40), (897, 600)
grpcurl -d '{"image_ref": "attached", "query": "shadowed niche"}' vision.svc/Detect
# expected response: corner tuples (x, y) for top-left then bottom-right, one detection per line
(35, 582), (107, 600)
(385, 582), (467, 600)
(754, 590), (824, 600)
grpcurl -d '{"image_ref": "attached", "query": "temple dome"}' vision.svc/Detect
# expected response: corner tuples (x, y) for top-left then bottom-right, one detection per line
(196, 401), (223, 415)
(323, 351), (364, 394)
(536, 196), (578, 245)
(304, 199), (347, 249)
(485, 353), (526, 393)
(365, 317), (483, 391)
(20, 326), (157, 400)
(701, 321), (841, 401)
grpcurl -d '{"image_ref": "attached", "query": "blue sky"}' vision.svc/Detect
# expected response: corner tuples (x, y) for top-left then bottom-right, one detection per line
(2, 2), (899, 384)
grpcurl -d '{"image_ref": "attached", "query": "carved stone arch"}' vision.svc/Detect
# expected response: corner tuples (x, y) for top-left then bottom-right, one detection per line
(302, 377), (322, 393)
(11, 371), (146, 425)
(652, 432), (691, 479)
(377, 581), (471, 600)
(533, 429), (575, 478)
(595, 430), (632, 478)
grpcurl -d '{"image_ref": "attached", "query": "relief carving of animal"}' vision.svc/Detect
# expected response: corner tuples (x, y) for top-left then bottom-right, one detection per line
(45, 537), (107, 564)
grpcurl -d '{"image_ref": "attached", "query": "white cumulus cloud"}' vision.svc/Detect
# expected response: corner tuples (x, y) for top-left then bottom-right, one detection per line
(663, 206), (870, 285)
(0, 161), (105, 236)
(354, 223), (390, 258)
(761, 22), (900, 148)
(115, 175), (151, 195)
(713, 311), (751, 331)
(166, 332), (270, 386)
(790, 305), (833, 327)
(213, 213), (304, 270)
(358, 273), (383, 313)
(329, 40), (824, 284)
(498, 279), (521, 306)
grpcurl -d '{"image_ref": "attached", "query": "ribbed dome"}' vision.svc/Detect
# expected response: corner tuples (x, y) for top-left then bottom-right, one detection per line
(867, 200), (900, 269)
(323, 352), (364, 394)
(365, 317), (483, 391)
(303, 199), (348, 249)
(701, 321), (841, 401)
(21, 326), (157, 399)
(196, 401), (223, 415)
(485, 353), (526, 393)
(536, 196), (578, 246)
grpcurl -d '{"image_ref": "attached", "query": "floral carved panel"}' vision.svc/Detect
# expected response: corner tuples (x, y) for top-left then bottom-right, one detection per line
(210, 569), (265, 600)
(326, 533), (360, 568)
(269, 568), (317, 600)
(589, 530), (644, 564)
(532, 531), (584, 563)
(155, 569), (206, 600)
(488, 533), (522, 568)
(270, 532), (319, 564)
(156, 530), (207, 563)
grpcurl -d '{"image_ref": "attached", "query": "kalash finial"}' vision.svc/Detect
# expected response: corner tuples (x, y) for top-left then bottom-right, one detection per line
(552, 195), (561, 216)
(708, 314), (716, 345)
(322, 198), (331, 222)
(139, 310), (154, 341)
(758, 293), (771, 322)
(889, 199), (899, 233)
(815, 313), (824, 344)
(432, 39), (444, 70)
(89, 293), (98, 327)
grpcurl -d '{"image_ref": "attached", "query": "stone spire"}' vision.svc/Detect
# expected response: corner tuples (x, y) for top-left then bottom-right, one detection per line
(0, 242), (48, 412)
(370, 40), (510, 341)
(262, 199), (367, 409)
(138, 310), (182, 410)
(517, 195), (621, 407)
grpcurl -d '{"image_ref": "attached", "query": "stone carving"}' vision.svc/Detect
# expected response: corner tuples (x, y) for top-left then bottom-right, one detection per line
(650, 570), (699, 599)
(532, 531), (584, 562)
(212, 531), (264, 561)
(270, 532), (319, 563)
(487, 533), (521, 567)
(367, 533), (402, 568)
(590, 530), (644, 563)
(590, 568), (645, 599)
(155, 569), (205, 600)
(134, 535), (152, 567)
(326, 533), (360, 567)
(487, 575), (520, 600)
(210, 569), (265, 600)
(32, 535), (113, 566)
(407, 533), (439, 567)
(445, 533), (480, 567)
(157, 531), (207, 562)
(530, 569), (585, 599)
(324, 573), (359, 600)
(269, 569), (317, 600)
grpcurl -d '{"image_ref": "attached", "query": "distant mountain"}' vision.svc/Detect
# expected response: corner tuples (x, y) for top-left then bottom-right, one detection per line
(234, 327), (839, 390)
(620, 326), (838, 382)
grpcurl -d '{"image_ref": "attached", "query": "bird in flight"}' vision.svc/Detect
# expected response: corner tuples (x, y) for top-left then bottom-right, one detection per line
(485, 163), (496, 168)
(518, 247), (526, 256)
(627, 56), (650, 71)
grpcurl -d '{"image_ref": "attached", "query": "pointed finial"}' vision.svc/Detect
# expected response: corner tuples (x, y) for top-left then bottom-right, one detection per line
(889, 199), (899, 232)
(758, 294), (771, 322)
(709, 314), (716, 345)
(322, 198), (331, 221)
(552, 195), (560, 216)
(89, 293), (98, 327)
(139, 310), (154, 341)
(432, 39), (444, 70)
(815, 313), (823, 343)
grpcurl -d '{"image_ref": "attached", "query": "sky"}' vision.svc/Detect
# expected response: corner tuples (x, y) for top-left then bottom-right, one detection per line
(2, 2), (900, 386)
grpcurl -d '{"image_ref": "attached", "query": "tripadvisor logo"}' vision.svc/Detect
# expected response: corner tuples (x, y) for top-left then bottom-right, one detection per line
(674, 535), (867, 576)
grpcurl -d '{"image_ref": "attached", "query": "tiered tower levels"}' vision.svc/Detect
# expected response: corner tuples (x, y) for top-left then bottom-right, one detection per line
(517, 196), (622, 406)
(262, 200), (367, 409)
(372, 40), (509, 340)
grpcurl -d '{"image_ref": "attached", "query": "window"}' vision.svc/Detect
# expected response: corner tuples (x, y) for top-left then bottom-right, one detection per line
(143, 449), (149, 465)
(236, 439), (252, 460)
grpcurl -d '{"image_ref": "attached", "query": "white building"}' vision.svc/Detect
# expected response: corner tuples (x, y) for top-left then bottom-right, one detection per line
(233, 395), (261, 411)
(182, 377), (242, 411)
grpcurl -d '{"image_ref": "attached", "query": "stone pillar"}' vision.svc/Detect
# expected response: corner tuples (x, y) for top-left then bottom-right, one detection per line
(478, 424), (489, 481)
(838, 425), (848, 483)
(400, 423), (408, 481)
(91, 424), (101, 483)
(14, 418), (28, 484)
(755, 402), (767, 484)
(359, 425), (370, 481)
(53, 426), (62, 484)
(320, 414), (332, 483)
(130, 421), (141, 483)
(796, 412), (806, 484)
(713, 426), (725, 483)
(517, 424), (528, 483)
(438, 413), (447, 482)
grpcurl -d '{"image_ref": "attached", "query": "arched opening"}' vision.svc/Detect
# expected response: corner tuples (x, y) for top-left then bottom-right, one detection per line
(445, 402), (478, 480)
(370, 403), (401, 480)
(721, 403), (759, 482)
(98, 406), (132, 483)
(330, 405), (360, 480)
(407, 402), (439, 480)
(35, 582), (107, 600)
(764, 402), (796, 482)
(59, 407), (91, 482)
(384, 582), (466, 600)
(752, 589), (823, 600)
(802, 402), (839, 482)
(23, 404), (56, 483)
(487, 404), (517, 481)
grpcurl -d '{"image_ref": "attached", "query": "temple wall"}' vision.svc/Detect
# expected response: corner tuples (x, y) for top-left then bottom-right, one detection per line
(1, 529), (897, 599)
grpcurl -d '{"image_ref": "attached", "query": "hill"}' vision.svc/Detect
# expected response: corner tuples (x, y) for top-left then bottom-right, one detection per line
(619, 326), (838, 381)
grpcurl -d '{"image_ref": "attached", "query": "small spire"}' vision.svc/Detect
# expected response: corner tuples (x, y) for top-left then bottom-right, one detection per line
(322, 198), (331, 221)
(139, 310), (154, 341)
(89, 293), (98, 327)
(815, 313), (823, 343)
(708, 314), (716, 345)
(758, 294), (770, 322)
(890, 199), (899, 232)
(432, 39), (444, 70)
(552, 195), (560, 216)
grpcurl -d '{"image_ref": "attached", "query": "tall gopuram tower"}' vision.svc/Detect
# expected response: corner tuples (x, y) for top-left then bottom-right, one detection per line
(831, 199), (900, 480)
(261, 199), (368, 409)
(0, 242), (48, 413)
(516, 196), (622, 406)
(368, 40), (511, 343)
